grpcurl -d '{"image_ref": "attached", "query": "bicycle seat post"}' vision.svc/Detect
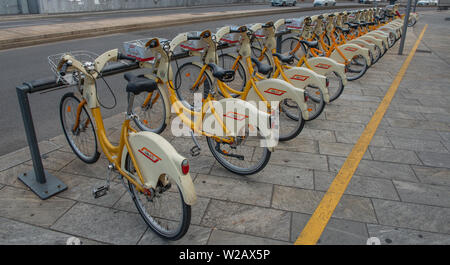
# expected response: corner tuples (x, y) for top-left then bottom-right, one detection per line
(127, 92), (135, 116)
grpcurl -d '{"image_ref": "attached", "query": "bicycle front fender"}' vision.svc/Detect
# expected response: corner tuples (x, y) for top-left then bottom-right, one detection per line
(281, 67), (329, 103)
(202, 98), (275, 150)
(121, 131), (197, 206)
(250, 79), (309, 120)
(330, 44), (371, 67)
(307, 57), (347, 87)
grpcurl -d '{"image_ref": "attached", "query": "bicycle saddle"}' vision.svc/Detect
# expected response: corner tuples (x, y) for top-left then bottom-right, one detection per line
(250, 58), (273, 76)
(124, 73), (158, 95)
(336, 26), (350, 33)
(345, 22), (359, 29)
(272, 53), (295, 65)
(300, 40), (319, 48)
(207, 63), (235, 82)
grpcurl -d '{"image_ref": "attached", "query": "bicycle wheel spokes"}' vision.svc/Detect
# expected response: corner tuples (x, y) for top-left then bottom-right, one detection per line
(207, 128), (271, 175)
(174, 62), (209, 109)
(126, 156), (190, 240)
(132, 89), (167, 133)
(60, 92), (99, 164)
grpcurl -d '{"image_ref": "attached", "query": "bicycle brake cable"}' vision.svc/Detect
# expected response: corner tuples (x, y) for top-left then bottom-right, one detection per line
(93, 69), (117, 110)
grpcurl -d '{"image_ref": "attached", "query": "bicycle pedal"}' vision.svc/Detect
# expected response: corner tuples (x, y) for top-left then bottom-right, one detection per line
(93, 185), (109, 199)
(190, 146), (201, 157)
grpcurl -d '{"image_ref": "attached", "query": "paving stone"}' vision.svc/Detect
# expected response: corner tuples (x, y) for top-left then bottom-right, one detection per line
(314, 171), (399, 200)
(369, 147), (422, 165)
(113, 192), (210, 226)
(324, 104), (374, 117)
(271, 185), (377, 223)
(423, 113), (450, 124)
(24, 150), (76, 171)
(0, 186), (75, 227)
(209, 163), (314, 190)
(367, 224), (450, 245)
(200, 199), (291, 241)
(0, 141), (60, 172)
(325, 112), (372, 124)
(372, 199), (450, 234)
(60, 157), (110, 179)
(274, 137), (318, 154)
(188, 155), (215, 174)
(376, 127), (443, 141)
(388, 136), (448, 153)
(268, 150), (328, 171)
(416, 151), (450, 169)
(0, 217), (103, 245)
(208, 229), (288, 245)
(319, 142), (372, 160)
(439, 131), (450, 142)
(384, 110), (426, 121)
(56, 172), (126, 208)
(51, 202), (147, 244)
(290, 212), (369, 245)
(339, 94), (381, 103)
(393, 180), (450, 208)
(300, 128), (336, 142)
(328, 156), (419, 182)
(386, 117), (450, 132)
(0, 163), (33, 189)
(138, 224), (212, 245)
(335, 130), (393, 148)
(193, 174), (273, 207)
(412, 166), (450, 186)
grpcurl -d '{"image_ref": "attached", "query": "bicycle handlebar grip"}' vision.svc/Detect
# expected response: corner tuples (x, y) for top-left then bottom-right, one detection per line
(117, 53), (137, 62)
(187, 36), (201, 41)
(59, 62), (70, 77)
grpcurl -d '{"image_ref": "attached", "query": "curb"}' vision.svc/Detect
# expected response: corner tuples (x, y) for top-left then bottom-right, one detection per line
(0, 4), (370, 51)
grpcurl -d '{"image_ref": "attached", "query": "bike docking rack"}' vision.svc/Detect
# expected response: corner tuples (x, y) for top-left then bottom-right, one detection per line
(13, 34), (292, 200)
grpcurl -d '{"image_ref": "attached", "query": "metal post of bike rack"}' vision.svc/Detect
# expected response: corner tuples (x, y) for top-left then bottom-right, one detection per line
(398, 0), (413, 55)
(413, 0), (418, 12)
(16, 82), (67, 200)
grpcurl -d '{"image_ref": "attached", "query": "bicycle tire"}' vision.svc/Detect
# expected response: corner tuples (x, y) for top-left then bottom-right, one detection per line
(130, 86), (168, 134)
(280, 37), (308, 64)
(327, 71), (345, 102)
(346, 55), (368, 81)
(60, 92), (100, 164)
(206, 130), (271, 175)
(125, 155), (191, 240)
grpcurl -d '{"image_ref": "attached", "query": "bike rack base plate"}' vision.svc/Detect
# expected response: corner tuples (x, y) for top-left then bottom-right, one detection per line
(18, 170), (67, 200)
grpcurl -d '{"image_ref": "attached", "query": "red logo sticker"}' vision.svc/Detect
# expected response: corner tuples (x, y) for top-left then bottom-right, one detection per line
(314, 63), (331, 69)
(290, 74), (310, 81)
(138, 147), (161, 163)
(264, 88), (287, 96)
(344, 47), (358, 52)
(223, 111), (248, 121)
(365, 40), (373, 43)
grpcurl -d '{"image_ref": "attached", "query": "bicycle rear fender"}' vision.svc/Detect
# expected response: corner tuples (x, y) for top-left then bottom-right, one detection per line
(366, 31), (389, 50)
(250, 79), (309, 120)
(348, 39), (376, 61)
(330, 43), (371, 67)
(121, 131), (197, 206)
(378, 25), (400, 38)
(202, 98), (275, 150)
(281, 67), (329, 103)
(357, 35), (385, 54)
(307, 57), (347, 87)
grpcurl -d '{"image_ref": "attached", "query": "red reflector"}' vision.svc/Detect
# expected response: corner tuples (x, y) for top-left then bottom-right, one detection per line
(181, 159), (189, 175)
(326, 79), (330, 87)
(305, 95), (309, 102)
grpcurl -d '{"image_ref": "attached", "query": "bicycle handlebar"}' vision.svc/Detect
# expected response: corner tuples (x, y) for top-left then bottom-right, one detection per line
(117, 53), (137, 62)
(59, 61), (72, 77)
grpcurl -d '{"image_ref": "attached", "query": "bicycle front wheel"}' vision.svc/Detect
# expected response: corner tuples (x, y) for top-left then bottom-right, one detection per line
(206, 128), (271, 175)
(131, 86), (167, 134)
(125, 155), (191, 240)
(60, 92), (100, 164)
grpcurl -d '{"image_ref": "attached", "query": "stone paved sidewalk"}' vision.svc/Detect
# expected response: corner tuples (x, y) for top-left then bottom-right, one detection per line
(1, 10), (449, 245)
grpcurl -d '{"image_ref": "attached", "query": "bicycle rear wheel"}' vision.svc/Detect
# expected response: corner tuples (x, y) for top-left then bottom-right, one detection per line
(345, 55), (368, 81)
(206, 128), (271, 175)
(60, 92), (100, 164)
(280, 37), (308, 64)
(125, 155), (191, 240)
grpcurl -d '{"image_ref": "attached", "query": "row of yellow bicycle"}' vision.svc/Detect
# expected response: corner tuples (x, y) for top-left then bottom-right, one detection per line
(51, 4), (417, 240)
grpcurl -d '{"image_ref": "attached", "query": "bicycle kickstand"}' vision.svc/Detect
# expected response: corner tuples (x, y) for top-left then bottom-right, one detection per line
(190, 130), (201, 157)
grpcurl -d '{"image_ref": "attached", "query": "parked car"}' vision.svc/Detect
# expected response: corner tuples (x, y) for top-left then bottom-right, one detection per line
(271, 0), (297, 6)
(313, 0), (336, 7)
(359, 0), (382, 3)
(417, 0), (438, 5)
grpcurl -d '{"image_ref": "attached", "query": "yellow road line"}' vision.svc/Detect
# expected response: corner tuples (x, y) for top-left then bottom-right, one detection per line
(295, 25), (429, 245)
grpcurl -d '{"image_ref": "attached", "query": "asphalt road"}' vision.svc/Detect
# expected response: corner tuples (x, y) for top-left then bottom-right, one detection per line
(0, 4), (376, 156)
(0, 2), (361, 29)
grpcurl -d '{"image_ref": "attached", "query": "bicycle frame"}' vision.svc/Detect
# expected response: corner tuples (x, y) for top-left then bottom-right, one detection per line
(59, 49), (196, 205)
